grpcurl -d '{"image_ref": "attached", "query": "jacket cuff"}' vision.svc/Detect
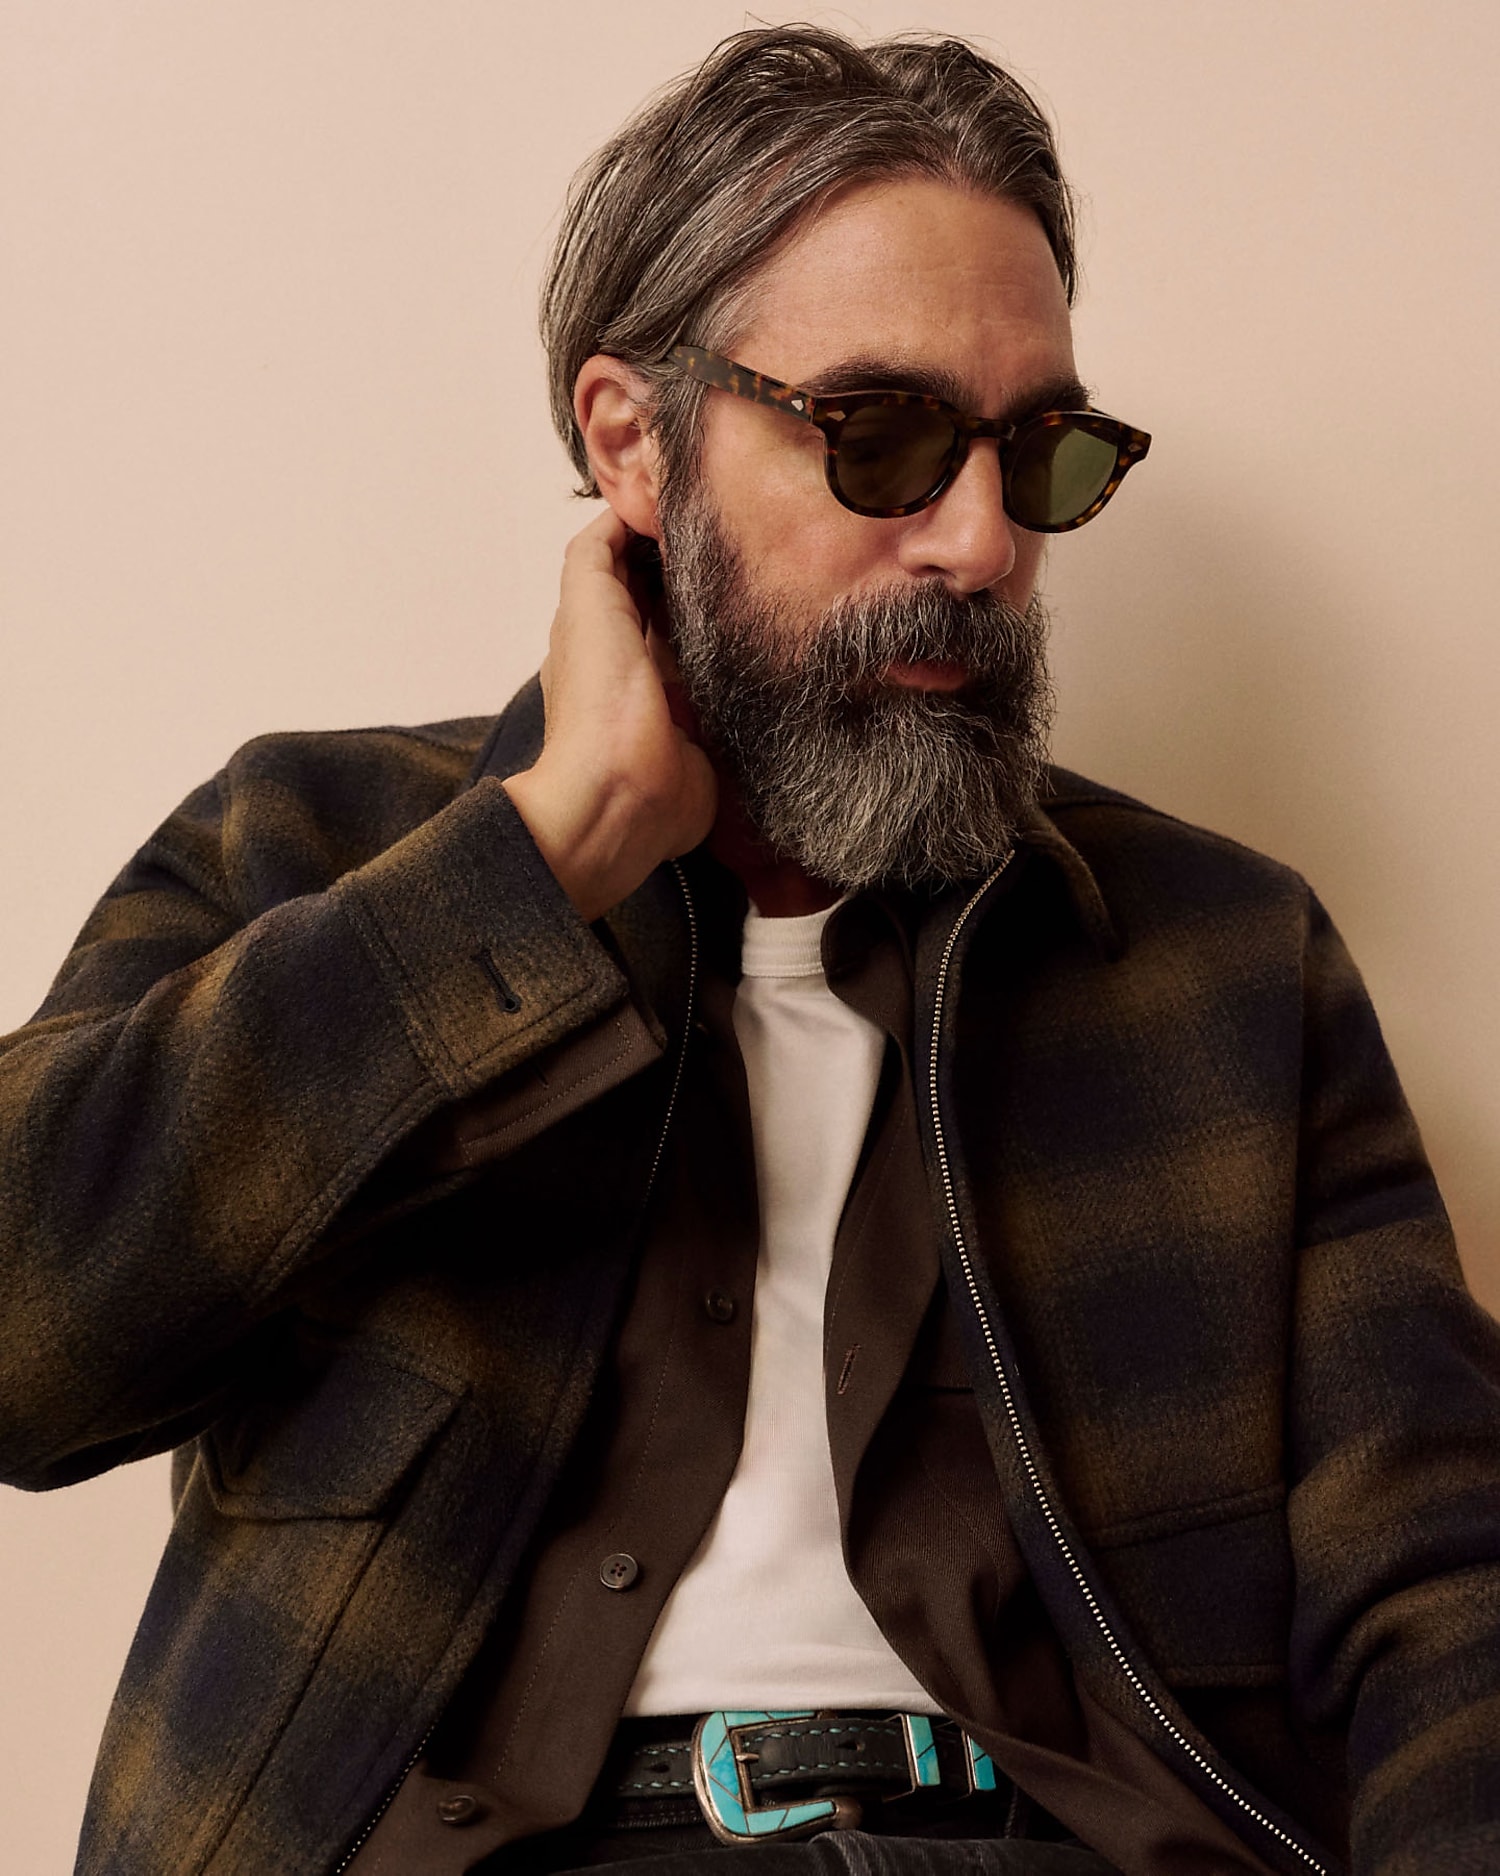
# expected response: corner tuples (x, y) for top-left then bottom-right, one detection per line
(333, 775), (630, 1098)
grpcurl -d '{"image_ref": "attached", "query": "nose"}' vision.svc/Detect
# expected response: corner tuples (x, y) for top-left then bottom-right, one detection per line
(893, 437), (1018, 594)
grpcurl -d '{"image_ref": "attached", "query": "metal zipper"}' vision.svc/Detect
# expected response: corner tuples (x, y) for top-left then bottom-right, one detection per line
(331, 863), (700, 1874)
(329, 1720), (440, 1874)
(644, 860), (699, 1195)
(925, 862), (1328, 1876)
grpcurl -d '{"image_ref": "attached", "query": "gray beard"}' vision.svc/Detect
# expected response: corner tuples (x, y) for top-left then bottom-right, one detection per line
(657, 487), (1055, 892)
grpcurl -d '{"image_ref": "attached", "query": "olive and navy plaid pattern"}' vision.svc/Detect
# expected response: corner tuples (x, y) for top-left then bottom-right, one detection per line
(1, 678), (1498, 1875)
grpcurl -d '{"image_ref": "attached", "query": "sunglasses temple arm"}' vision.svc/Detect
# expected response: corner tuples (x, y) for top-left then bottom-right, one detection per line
(667, 346), (818, 420)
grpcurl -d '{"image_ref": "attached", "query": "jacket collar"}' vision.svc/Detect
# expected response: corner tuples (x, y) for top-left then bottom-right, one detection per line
(1018, 780), (1125, 962)
(464, 676), (1123, 964)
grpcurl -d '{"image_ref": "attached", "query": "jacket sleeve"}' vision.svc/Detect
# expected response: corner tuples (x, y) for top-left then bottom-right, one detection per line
(1286, 895), (1500, 1875)
(0, 736), (634, 1491)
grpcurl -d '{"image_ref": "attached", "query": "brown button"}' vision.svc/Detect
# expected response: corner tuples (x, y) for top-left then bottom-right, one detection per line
(600, 1552), (640, 1590)
(703, 1289), (737, 1324)
(437, 1794), (482, 1825)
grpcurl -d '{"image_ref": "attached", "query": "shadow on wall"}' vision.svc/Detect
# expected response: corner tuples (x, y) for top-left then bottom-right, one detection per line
(1045, 488), (1500, 1317)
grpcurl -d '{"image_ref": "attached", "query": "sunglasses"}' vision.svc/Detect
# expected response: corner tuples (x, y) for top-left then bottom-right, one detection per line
(666, 345), (1150, 530)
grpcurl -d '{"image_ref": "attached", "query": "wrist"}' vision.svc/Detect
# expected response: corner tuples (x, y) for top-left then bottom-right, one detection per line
(502, 763), (649, 923)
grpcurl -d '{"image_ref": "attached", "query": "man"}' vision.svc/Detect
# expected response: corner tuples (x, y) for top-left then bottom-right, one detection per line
(2, 25), (1497, 1876)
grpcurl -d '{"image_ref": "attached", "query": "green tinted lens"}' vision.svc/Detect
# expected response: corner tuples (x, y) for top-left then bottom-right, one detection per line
(833, 401), (957, 511)
(1008, 421), (1119, 528)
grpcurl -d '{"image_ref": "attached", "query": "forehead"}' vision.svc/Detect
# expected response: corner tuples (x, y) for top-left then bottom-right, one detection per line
(726, 176), (1076, 410)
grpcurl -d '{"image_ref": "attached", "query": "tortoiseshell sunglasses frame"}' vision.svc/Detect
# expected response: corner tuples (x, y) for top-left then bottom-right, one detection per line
(666, 345), (1151, 529)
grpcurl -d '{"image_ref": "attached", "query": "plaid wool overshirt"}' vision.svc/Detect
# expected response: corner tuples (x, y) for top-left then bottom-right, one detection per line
(2, 678), (1498, 1876)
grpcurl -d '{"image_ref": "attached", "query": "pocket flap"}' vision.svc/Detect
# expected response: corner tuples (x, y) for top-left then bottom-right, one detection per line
(203, 1343), (461, 1520)
(1087, 1488), (1292, 1687)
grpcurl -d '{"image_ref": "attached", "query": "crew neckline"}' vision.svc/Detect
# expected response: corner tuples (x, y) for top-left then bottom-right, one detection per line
(739, 899), (847, 979)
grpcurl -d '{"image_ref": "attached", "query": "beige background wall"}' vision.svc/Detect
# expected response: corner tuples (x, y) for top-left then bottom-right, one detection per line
(2, 1), (1496, 1863)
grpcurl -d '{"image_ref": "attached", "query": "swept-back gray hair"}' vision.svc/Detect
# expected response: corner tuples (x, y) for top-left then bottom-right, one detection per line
(540, 26), (1078, 499)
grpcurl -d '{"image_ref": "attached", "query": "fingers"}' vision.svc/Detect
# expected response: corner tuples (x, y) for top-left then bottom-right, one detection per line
(510, 506), (716, 921)
(544, 510), (675, 751)
(553, 510), (649, 658)
(560, 506), (631, 584)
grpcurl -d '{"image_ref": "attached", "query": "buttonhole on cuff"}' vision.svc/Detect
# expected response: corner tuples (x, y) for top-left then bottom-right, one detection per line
(474, 950), (523, 1014)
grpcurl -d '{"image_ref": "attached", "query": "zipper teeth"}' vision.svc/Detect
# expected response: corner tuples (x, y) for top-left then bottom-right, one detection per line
(927, 863), (1327, 1876)
(330, 1723), (439, 1874)
(333, 864), (700, 1876)
(644, 860), (699, 1198)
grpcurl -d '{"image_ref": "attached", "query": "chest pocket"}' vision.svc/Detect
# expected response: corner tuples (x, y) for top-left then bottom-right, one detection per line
(203, 1339), (461, 1521)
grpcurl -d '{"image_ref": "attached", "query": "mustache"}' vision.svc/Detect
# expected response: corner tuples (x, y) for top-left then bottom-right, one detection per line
(715, 579), (1047, 702)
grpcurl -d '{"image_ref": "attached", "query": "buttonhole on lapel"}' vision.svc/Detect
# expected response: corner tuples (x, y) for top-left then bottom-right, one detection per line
(474, 950), (523, 1014)
(837, 1346), (861, 1396)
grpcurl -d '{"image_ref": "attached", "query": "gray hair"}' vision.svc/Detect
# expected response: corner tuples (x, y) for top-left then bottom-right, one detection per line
(539, 26), (1078, 499)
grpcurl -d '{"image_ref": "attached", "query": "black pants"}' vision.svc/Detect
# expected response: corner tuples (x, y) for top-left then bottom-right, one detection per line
(489, 1816), (1119, 1876)
(545, 1835), (1115, 1876)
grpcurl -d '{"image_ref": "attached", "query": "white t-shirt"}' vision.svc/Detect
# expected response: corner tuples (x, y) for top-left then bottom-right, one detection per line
(624, 899), (942, 1715)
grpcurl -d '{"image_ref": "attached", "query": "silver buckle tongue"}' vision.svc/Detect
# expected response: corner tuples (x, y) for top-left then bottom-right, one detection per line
(690, 1711), (862, 1843)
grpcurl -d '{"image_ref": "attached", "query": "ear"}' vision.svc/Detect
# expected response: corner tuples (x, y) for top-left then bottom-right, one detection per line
(574, 355), (663, 540)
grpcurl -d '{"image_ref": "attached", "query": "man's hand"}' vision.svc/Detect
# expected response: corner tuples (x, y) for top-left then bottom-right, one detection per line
(503, 508), (718, 922)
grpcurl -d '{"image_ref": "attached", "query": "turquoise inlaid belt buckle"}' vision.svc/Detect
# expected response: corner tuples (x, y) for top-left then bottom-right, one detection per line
(691, 1711), (860, 1843)
(689, 1710), (1002, 1844)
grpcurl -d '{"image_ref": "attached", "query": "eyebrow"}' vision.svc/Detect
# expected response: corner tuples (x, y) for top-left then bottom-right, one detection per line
(796, 354), (1092, 419)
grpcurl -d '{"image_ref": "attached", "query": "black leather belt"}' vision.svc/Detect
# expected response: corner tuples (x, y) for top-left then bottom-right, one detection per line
(602, 1710), (1019, 1844)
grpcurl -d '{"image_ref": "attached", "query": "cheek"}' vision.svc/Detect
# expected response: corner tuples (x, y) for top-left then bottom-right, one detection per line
(698, 399), (824, 517)
(699, 414), (886, 598)
(743, 505), (896, 613)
